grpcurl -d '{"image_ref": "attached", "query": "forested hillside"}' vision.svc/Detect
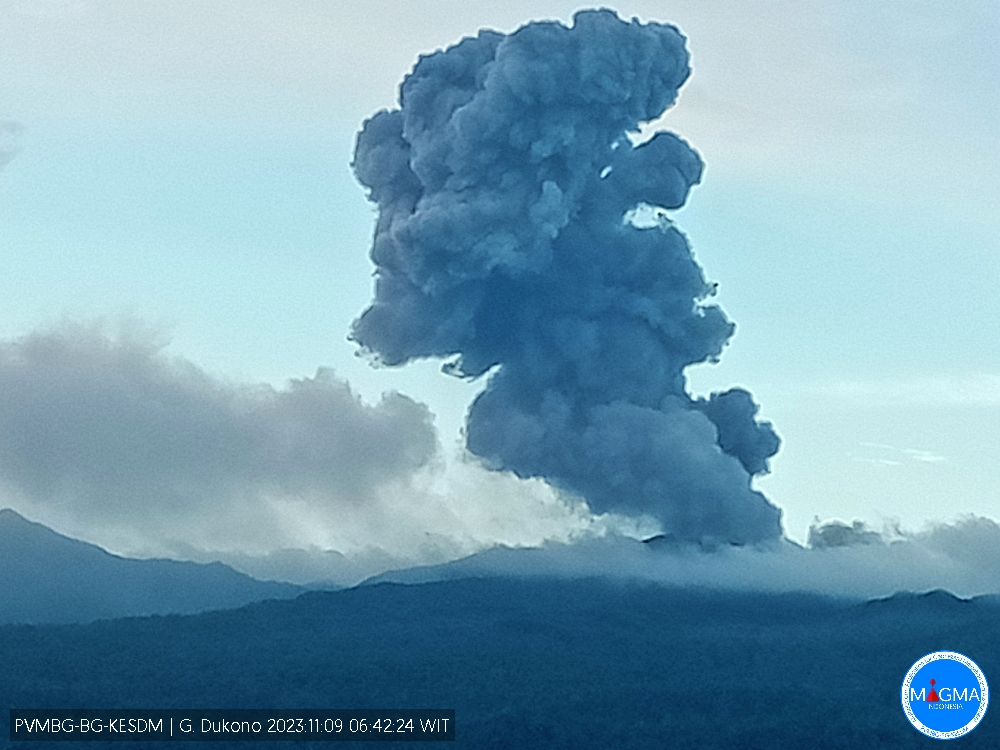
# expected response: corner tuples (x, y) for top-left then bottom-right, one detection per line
(1, 578), (997, 748)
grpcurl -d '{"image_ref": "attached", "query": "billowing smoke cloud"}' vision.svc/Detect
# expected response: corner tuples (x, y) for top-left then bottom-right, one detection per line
(351, 10), (781, 544)
(0, 120), (23, 171)
(0, 323), (437, 555)
(807, 519), (885, 549)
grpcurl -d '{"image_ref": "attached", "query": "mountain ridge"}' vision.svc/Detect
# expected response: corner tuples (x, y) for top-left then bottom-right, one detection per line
(0, 508), (303, 624)
(2, 576), (998, 748)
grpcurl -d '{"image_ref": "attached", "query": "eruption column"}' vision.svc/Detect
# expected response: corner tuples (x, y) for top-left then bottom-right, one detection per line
(351, 10), (782, 544)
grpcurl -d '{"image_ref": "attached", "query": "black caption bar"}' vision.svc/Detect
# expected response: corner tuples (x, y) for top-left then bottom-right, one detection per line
(10, 710), (454, 742)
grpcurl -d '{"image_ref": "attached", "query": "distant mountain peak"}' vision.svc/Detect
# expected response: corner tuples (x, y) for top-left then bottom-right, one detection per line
(0, 507), (34, 524)
(867, 589), (972, 607)
(0, 508), (83, 540)
(0, 508), (302, 624)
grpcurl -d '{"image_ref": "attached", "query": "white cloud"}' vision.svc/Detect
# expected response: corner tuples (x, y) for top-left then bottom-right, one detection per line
(0, 322), (612, 570)
(375, 516), (1000, 600)
(0, 322), (436, 554)
(855, 458), (903, 468)
(858, 442), (946, 465)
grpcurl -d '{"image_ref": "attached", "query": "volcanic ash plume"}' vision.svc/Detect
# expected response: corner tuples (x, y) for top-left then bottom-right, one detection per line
(351, 10), (782, 544)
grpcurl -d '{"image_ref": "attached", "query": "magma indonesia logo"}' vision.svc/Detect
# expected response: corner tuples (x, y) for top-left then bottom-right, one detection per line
(902, 651), (989, 739)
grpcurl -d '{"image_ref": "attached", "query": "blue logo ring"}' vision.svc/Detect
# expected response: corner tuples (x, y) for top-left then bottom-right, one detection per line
(902, 651), (989, 739)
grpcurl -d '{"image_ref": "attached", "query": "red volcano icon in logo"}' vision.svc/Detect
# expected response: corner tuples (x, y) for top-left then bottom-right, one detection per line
(927, 679), (939, 702)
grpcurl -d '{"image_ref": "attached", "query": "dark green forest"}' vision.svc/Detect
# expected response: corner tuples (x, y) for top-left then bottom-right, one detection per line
(2, 579), (997, 748)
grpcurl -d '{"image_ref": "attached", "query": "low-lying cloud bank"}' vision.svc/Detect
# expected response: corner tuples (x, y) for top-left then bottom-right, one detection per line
(0, 323), (611, 568)
(371, 516), (1000, 600)
(0, 323), (434, 554)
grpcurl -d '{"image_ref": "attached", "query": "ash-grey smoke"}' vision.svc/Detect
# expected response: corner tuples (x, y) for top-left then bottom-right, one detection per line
(0, 324), (437, 553)
(351, 10), (781, 544)
(808, 519), (885, 549)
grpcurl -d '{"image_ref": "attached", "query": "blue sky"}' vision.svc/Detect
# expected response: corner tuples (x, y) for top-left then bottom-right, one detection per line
(1, 0), (998, 569)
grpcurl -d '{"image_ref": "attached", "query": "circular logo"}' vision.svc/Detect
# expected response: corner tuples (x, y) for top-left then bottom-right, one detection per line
(902, 651), (989, 739)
